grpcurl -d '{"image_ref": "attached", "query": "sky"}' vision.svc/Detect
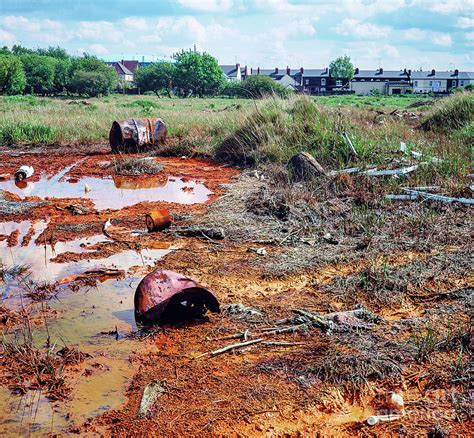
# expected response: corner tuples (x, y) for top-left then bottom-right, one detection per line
(0, 0), (473, 71)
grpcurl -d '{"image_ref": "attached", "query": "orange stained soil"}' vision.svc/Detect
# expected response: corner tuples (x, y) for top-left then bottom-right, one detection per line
(0, 147), (471, 437)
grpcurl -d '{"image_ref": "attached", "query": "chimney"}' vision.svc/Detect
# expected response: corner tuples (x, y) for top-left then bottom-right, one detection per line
(257, 67), (260, 75)
(300, 67), (304, 74)
(244, 65), (248, 79)
(403, 68), (407, 74)
(251, 67), (253, 75)
(408, 69), (411, 77)
(355, 67), (359, 75)
(275, 67), (279, 74)
(236, 63), (240, 71)
(286, 65), (290, 75)
(379, 67), (383, 74)
(431, 69), (435, 76)
(325, 67), (328, 74)
(454, 68), (459, 76)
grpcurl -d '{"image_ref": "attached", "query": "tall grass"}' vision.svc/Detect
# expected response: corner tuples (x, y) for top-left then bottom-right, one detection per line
(0, 121), (57, 145)
(215, 95), (349, 166)
(421, 92), (474, 131)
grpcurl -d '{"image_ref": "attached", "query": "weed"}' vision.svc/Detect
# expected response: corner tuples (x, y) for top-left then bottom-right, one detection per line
(0, 263), (31, 281)
(0, 332), (70, 400)
(412, 326), (437, 363)
(111, 157), (164, 176)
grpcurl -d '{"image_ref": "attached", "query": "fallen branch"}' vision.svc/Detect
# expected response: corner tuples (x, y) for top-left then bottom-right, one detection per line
(194, 338), (264, 359)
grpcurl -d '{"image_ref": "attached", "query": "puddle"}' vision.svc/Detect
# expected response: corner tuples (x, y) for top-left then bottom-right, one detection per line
(0, 278), (144, 436)
(0, 171), (212, 210)
(0, 221), (170, 286)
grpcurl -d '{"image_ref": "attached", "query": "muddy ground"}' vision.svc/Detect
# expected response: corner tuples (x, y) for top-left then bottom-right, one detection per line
(0, 143), (472, 436)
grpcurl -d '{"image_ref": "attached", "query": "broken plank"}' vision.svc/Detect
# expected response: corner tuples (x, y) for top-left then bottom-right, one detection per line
(363, 164), (418, 177)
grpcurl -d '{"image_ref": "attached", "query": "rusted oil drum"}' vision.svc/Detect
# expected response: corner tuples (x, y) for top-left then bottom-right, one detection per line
(109, 118), (167, 153)
(134, 269), (220, 325)
(145, 209), (171, 232)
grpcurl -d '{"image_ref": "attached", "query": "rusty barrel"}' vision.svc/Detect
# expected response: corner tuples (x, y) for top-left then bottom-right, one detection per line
(145, 209), (171, 232)
(134, 269), (220, 325)
(109, 118), (167, 153)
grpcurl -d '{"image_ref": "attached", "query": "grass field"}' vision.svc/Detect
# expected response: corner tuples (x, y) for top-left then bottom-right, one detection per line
(0, 93), (472, 181)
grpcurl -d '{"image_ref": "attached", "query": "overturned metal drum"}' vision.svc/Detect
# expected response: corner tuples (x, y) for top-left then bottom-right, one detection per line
(109, 118), (167, 153)
(134, 269), (220, 325)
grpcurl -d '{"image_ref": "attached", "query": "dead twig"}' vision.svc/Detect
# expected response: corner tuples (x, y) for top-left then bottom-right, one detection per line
(194, 338), (264, 359)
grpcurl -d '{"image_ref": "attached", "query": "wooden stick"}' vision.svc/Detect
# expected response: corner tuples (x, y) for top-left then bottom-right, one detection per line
(194, 338), (264, 359)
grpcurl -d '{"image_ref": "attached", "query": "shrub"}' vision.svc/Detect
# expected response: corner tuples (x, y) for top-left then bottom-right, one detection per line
(421, 92), (474, 131)
(222, 75), (290, 99)
(215, 95), (347, 166)
(68, 56), (118, 97)
(20, 54), (56, 95)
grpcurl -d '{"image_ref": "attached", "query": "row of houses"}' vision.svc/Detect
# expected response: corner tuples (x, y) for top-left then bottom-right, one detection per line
(108, 59), (473, 96)
(220, 63), (474, 95)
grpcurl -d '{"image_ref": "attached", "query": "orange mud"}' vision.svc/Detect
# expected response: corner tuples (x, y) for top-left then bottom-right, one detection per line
(0, 146), (471, 436)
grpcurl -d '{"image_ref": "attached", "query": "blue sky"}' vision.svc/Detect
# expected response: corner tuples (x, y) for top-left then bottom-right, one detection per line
(1, 0), (473, 70)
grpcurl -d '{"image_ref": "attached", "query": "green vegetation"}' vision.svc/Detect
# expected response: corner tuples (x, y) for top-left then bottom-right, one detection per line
(421, 91), (474, 131)
(134, 61), (176, 97)
(0, 45), (118, 97)
(0, 55), (26, 95)
(313, 94), (432, 109)
(216, 95), (345, 166)
(222, 75), (290, 99)
(0, 92), (471, 184)
(329, 55), (354, 82)
(173, 50), (225, 97)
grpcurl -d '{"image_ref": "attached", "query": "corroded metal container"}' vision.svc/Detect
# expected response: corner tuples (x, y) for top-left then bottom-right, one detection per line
(145, 209), (171, 232)
(109, 118), (167, 153)
(134, 269), (220, 325)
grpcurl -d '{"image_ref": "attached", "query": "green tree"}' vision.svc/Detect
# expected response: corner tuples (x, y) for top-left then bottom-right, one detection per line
(11, 44), (34, 56)
(0, 55), (26, 95)
(20, 54), (56, 94)
(68, 55), (118, 96)
(173, 50), (224, 97)
(134, 61), (176, 97)
(36, 46), (69, 59)
(53, 58), (70, 94)
(329, 55), (354, 87)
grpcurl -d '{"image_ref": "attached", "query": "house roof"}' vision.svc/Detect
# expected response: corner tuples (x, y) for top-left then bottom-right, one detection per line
(250, 68), (328, 78)
(220, 65), (245, 77)
(122, 60), (139, 73)
(112, 62), (134, 76)
(411, 70), (474, 80)
(354, 70), (410, 79)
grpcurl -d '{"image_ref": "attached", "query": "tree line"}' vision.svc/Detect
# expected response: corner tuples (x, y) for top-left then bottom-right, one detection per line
(0, 45), (118, 97)
(0, 44), (309, 98)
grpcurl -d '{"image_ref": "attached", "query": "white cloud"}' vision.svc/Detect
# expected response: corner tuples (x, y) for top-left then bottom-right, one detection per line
(411, 0), (474, 14)
(154, 16), (231, 44)
(77, 21), (122, 42)
(0, 15), (70, 44)
(88, 43), (108, 55)
(400, 28), (426, 41)
(177, 0), (234, 12)
(121, 17), (148, 30)
(334, 19), (391, 38)
(465, 32), (474, 40)
(0, 28), (16, 44)
(432, 32), (452, 46)
(457, 17), (474, 29)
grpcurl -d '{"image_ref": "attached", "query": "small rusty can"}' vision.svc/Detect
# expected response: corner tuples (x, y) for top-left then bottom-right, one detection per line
(134, 269), (220, 325)
(145, 209), (171, 232)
